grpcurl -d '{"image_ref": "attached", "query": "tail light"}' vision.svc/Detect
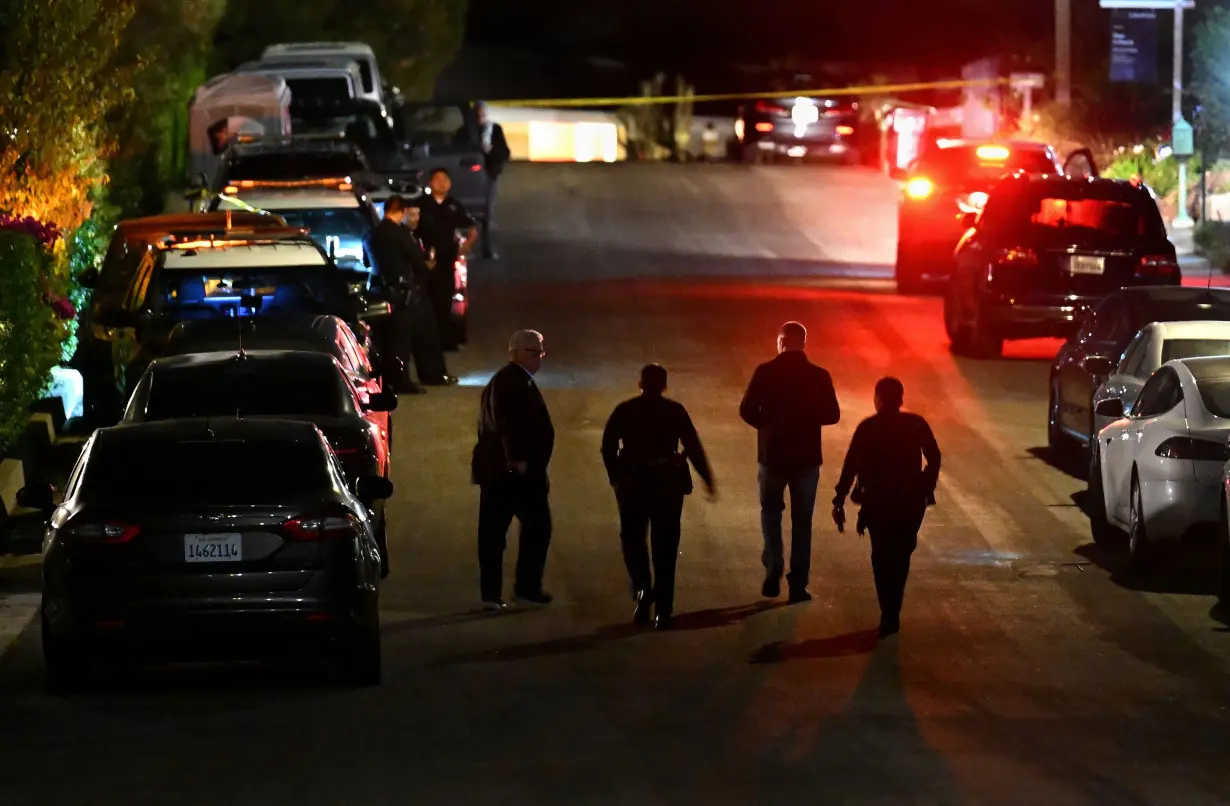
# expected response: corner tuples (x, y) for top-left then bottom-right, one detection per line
(65, 522), (140, 545)
(754, 122), (773, 133)
(1155, 437), (1230, 461)
(905, 177), (933, 199)
(835, 124), (854, 136)
(993, 247), (1038, 266)
(754, 101), (782, 114)
(1136, 254), (1179, 282)
(282, 509), (362, 541)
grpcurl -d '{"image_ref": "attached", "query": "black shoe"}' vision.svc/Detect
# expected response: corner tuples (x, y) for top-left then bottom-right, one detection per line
(633, 590), (653, 625)
(878, 619), (900, 638)
(515, 590), (553, 606)
(762, 576), (781, 598)
(482, 598), (508, 612)
(654, 614), (673, 631)
(787, 588), (812, 604)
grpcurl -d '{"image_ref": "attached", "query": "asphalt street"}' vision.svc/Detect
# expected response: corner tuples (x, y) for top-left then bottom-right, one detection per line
(1, 162), (1228, 805)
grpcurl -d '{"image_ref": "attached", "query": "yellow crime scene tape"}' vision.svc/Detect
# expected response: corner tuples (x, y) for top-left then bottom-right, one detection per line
(485, 77), (1012, 108)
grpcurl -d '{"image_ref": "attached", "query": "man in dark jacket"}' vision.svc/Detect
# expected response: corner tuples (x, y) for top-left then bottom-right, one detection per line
(471, 329), (555, 610)
(476, 101), (511, 260)
(415, 169), (478, 351)
(739, 321), (841, 603)
(833, 377), (941, 637)
(602, 364), (716, 630)
(362, 195), (455, 389)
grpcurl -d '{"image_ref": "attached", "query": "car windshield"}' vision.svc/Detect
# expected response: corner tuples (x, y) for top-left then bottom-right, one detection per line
(284, 77), (352, 104)
(1197, 378), (1230, 418)
(79, 438), (333, 506)
(1162, 338), (1230, 363)
(403, 104), (474, 153)
(152, 266), (337, 317)
(914, 147), (1056, 181)
(275, 208), (373, 238)
(229, 152), (364, 181)
(140, 361), (352, 420)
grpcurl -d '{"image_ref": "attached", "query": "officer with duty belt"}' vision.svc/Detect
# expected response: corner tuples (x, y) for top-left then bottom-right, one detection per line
(832, 377), (941, 638)
(363, 194), (456, 389)
(415, 168), (477, 351)
(601, 364), (715, 630)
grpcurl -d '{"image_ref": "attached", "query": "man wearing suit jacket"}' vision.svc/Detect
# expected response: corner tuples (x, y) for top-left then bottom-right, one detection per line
(472, 329), (555, 610)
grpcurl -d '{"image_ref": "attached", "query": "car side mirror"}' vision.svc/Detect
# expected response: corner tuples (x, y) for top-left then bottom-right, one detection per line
(959, 212), (977, 229)
(357, 300), (392, 320)
(1082, 355), (1115, 376)
(356, 475), (394, 503)
(1095, 398), (1125, 418)
(364, 391), (398, 413)
(77, 267), (99, 290)
(16, 482), (55, 514)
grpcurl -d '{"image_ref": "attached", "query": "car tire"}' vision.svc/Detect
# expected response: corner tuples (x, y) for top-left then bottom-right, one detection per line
(42, 614), (83, 695)
(1087, 445), (1118, 546)
(340, 611), (382, 687)
(1127, 475), (1154, 574)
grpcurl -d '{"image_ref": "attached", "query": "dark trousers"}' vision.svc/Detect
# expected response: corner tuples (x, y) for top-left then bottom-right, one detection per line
(428, 270), (456, 350)
(481, 178), (498, 254)
(617, 484), (684, 616)
(477, 472), (552, 600)
(385, 294), (447, 387)
(757, 464), (821, 587)
(866, 504), (925, 627)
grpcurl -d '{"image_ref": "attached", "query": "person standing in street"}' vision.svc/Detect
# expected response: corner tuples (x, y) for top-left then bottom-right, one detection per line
(601, 364), (716, 631)
(362, 194), (457, 389)
(415, 168), (478, 352)
(739, 321), (841, 603)
(475, 101), (511, 260)
(471, 329), (555, 610)
(832, 377), (941, 638)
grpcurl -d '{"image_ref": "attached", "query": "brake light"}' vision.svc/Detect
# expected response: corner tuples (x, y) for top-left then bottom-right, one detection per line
(905, 178), (933, 199)
(65, 522), (140, 544)
(469, 163), (482, 172)
(754, 101), (781, 114)
(993, 247), (1038, 266)
(1136, 254), (1179, 281)
(223, 185), (239, 195)
(836, 125), (854, 136)
(1155, 437), (1230, 461)
(282, 510), (362, 541)
(976, 144), (1010, 161)
(754, 122), (773, 133)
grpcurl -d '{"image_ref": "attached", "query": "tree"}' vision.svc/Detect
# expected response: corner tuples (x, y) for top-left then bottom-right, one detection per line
(1191, 6), (1230, 160)
(211, 0), (469, 99)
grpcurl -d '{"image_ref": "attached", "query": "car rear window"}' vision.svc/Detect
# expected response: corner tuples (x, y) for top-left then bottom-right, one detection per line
(1161, 338), (1230, 363)
(1197, 378), (1230, 419)
(276, 208), (373, 238)
(284, 77), (353, 105)
(150, 266), (335, 316)
(229, 152), (364, 181)
(915, 146), (1056, 180)
(79, 438), (332, 505)
(1131, 301), (1230, 331)
(1004, 185), (1166, 239)
(141, 361), (352, 419)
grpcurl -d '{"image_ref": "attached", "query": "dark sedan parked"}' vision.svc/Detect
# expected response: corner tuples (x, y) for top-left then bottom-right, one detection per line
(1048, 287), (1230, 451)
(19, 417), (392, 690)
(946, 175), (1179, 358)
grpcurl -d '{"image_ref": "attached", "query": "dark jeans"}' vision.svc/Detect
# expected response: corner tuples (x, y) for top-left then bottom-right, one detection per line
(384, 294), (448, 387)
(477, 471), (552, 600)
(481, 177), (498, 254)
(617, 484), (684, 617)
(866, 504), (926, 626)
(758, 464), (820, 587)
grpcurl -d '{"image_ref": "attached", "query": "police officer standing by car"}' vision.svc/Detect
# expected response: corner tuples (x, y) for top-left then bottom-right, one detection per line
(363, 194), (456, 389)
(832, 377), (941, 638)
(601, 364), (715, 631)
(415, 168), (478, 352)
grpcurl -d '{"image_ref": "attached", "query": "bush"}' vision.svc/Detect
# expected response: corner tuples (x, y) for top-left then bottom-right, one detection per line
(0, 219), (75, 453)
(1102, 147), (1203, 200)
(1195, 220), (1230, 271)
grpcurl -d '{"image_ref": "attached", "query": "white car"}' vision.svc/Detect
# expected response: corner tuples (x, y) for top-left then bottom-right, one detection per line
(1089, 355), (1230, 570)
(1088, 320), (1230, 436)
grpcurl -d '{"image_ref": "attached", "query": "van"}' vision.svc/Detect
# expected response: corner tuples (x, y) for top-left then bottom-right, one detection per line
(235, 57), (365, 107)
(262, 42), (384, 107)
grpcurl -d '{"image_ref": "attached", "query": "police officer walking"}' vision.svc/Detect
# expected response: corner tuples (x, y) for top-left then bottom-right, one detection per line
(415, 168), (478, 351)
(363, 194), (457, 389)
(601, 364), (715, 630)
(832, 377), (941, 638)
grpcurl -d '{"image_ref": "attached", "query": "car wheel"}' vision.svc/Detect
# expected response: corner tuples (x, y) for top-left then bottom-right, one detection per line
(1127, 475), (1153, 574)
(968, 303), (1004, 359)
(42, 614), (83, 694)
(1218, 499), (1230, 604)
(1087, 445), (1118, 546)
(339, 610), (382, 687)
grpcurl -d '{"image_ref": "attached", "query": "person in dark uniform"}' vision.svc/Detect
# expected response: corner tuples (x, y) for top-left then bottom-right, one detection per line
(362, 194), (457, 389)
(832, 377), (941, 638)
(471, 329), (555, 611)
(415, 168), (478, 351)
(475, 101), (511, 260)
(602, 364), (716, 630)
(739, 321), (841, 603)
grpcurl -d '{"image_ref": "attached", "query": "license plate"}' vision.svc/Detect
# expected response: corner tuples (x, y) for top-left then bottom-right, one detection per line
(184, 533), (242, 563)
(1068, 255), (1105, 275)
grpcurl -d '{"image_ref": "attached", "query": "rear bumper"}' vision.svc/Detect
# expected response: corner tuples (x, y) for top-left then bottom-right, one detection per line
(1140, 478), (1221, 543)
(751, 137), (855, 158)
(984, 296), (1098, 339)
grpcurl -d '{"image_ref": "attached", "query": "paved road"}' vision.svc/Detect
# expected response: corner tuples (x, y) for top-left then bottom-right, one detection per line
(1, 163), (1228, 805)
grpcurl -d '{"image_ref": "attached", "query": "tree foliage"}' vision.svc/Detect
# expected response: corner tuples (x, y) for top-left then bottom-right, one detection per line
(0, 0), (138, 232)
(1191, 6), (1230, 159)
(212, 0), (468, 99)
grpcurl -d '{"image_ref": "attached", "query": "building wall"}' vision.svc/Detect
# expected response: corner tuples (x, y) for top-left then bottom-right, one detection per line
(486, 107), (626, 162)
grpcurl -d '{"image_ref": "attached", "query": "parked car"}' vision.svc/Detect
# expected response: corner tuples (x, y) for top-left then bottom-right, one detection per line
(734, 96), (861, 165)
(18, 417), (391, 690)
(896, 138), (1096, 293)
(946, 174), (1180, 358)
(1088, 356), (1230, 570)
(1048, 288), (1230, 451)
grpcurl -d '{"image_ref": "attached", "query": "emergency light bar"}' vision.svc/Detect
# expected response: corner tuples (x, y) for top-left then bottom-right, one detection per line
(167, 229), (312, 250)
(223, 177), (355, 194)
(975, 144), (1011, 161)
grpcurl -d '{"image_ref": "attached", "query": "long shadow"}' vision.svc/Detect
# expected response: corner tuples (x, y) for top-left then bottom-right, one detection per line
(1074, 540), (1221, 597)
(382, 606), (535, 636)
(438, 601), (787, 665)
(748, 627), (880, 664)
(1027, 445), (1088, 482)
